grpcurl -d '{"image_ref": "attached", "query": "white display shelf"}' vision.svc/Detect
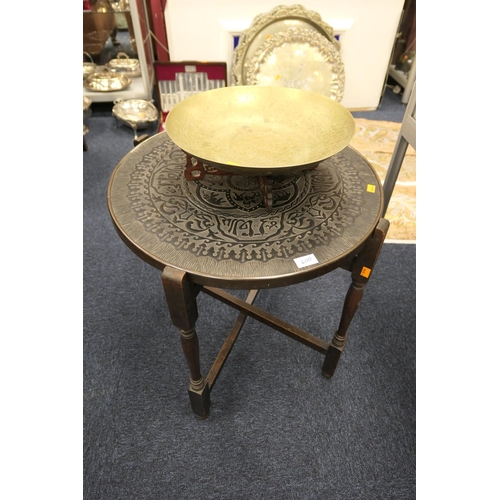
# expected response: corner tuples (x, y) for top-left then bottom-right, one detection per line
(83, 75), (151, 103)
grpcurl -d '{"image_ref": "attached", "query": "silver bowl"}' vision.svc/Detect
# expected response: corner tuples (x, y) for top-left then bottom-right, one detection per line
(112, 99), (158, 130)
(112, 99), (159, 141)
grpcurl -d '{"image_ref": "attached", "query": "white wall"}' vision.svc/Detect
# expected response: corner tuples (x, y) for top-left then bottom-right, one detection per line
(164, 0), (404, 110)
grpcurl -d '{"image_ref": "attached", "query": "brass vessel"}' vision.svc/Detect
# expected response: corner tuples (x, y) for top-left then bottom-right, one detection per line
(165, 86), (355, 176)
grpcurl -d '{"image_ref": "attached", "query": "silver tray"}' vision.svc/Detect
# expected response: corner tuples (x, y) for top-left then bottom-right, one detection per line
(84, 69), (131, 92)
(112, 99), (158, 130)
(232, 4), (340, 87)
(246, 26), (345, 101)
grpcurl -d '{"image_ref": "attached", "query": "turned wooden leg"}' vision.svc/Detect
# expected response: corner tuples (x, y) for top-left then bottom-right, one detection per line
(161, 266), (211, 418)
(322, 218), (390, 378)
(322, 280), (365, 378)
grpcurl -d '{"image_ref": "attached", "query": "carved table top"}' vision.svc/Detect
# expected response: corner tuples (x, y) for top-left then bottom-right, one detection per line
(107, 132), (383, 289)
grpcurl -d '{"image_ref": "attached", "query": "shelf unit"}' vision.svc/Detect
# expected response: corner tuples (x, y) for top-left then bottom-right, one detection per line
(83, 0), (155, 103)
(388, 56), (416, 104)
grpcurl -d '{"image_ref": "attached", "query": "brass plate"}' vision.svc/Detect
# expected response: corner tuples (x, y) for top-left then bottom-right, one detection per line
(165, 86), (355, 176)
(247, 27), (344, 101)
(84, 71), (131, 92)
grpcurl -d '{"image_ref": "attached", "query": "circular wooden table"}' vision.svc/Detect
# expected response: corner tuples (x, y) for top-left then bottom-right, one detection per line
(108, 131), (389, 418)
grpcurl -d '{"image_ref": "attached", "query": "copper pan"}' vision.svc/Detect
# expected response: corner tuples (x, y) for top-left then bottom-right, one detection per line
(165, 86), (355, 176)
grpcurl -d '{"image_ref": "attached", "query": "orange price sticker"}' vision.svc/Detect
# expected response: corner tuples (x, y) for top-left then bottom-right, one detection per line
(366, 184), (376, 193)
(360, 266), (371, 278)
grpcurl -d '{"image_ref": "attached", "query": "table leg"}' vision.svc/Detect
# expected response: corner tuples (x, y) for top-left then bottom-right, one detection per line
(322, 219), (390, 378)
(162, 266), (211, 418)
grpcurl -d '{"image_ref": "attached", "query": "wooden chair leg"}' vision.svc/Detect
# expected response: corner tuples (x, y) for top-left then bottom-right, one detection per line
(162, 266), (211, 418)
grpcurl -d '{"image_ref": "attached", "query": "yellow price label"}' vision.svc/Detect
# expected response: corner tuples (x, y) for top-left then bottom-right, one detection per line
(366, 184), (376, 193)
(360, 266), (371, 278)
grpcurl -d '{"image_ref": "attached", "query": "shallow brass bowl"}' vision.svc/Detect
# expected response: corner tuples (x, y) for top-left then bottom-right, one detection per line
(165, 86), (355, 175)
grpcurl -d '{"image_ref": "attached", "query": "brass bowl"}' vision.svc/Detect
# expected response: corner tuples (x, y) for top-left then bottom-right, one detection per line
(165, 86), (355, 175)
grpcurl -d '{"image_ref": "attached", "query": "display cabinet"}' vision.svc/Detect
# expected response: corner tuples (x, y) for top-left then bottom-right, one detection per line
(388, 56), (415, 104)
(83, 0), (154, 103)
